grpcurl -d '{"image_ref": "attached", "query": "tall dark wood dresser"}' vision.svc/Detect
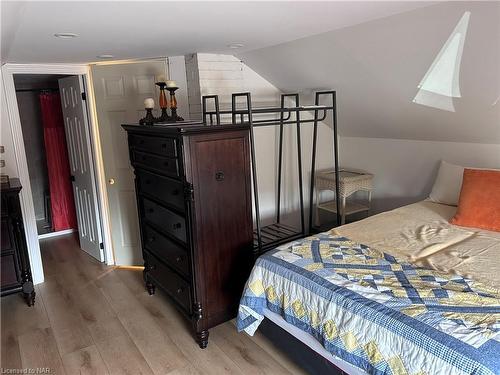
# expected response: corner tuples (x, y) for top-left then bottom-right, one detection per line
(1, 179), (35, 306)
(122, 122), (254, 348)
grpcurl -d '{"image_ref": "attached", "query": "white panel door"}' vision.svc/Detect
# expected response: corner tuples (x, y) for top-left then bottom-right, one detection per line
(91, 61), (167, 265)
(58, 76), (104, 261)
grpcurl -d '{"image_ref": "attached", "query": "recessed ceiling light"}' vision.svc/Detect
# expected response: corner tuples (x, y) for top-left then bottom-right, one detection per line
(54, 32), (79, 39)
(227, 43), (245, 49)
(97, 54), (114, 59)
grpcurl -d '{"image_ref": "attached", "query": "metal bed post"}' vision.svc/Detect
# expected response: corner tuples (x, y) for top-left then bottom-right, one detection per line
(231, 95), (237, 124)
(202, 95), (221, 125)
(215, 96), (221, 124)
(276, 93), (300, 224)
(201, 91), (337, 246)
(202, 96), (207, 125)
(293, 94), (306, 235)
(308, 94), (320, 234)
(308, 91), (340, 232)
(276, 93), (305, 235)
(276, 95), (285, 223)
(232, 92), (263, 254)
(331, 91), (341, 227)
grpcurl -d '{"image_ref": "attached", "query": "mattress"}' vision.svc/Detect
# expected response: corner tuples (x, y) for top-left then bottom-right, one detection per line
(334, 200), (500, 289)
(237, 201), (500, 375)
(263, 308), (367, 375)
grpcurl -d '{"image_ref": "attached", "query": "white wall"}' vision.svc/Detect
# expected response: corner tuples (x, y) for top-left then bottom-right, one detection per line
(340, 137), (500, 213)
(1, 71), (19, 178)
(239, 2), (500, 144)
(238, 2), (500, 213)
(167, 56), (189, 121)
(184, 53), (202, 120)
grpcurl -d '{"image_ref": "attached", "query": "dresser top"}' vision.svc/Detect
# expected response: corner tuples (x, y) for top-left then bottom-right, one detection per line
(1, 178), (22, 193)
(122, 122), (249, 136)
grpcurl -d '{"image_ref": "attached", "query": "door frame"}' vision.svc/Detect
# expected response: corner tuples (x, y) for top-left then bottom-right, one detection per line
(2, 63), (115, 284)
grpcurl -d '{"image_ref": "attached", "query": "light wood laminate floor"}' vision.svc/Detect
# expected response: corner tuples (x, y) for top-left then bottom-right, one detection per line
(1, 234), (307, 375)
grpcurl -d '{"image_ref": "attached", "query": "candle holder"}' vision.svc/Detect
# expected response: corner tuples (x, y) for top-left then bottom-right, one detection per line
(139, 108), (156, 126)
(166, 86), (184, 122)
(155, 81), (171, 123)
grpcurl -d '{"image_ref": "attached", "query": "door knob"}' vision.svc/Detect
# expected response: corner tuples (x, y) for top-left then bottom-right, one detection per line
(108, 178), (115, 185)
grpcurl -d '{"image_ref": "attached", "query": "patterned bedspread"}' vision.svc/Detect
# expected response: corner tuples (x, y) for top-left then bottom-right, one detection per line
(236, 233), (500, 375)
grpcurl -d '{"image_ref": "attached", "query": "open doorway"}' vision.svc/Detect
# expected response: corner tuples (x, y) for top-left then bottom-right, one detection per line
(15, 74), (75, 237)
(13, 74), (105, 263)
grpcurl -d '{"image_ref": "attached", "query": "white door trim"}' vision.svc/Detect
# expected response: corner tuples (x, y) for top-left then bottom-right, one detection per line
(38, 228), (77, 240)
(1, 63), (115, 284)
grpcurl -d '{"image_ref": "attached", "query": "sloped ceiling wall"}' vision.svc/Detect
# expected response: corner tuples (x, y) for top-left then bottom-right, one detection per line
(238, 1), (500, 144)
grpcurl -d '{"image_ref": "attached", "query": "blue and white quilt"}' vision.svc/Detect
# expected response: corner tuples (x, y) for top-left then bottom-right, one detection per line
(236, 233), (500, 375)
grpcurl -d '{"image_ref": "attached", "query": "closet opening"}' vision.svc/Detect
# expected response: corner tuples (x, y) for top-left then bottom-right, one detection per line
(13, 74), (105, 263)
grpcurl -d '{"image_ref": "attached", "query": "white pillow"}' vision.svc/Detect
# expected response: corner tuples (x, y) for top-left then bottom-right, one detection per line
(429, 161), (464, 206)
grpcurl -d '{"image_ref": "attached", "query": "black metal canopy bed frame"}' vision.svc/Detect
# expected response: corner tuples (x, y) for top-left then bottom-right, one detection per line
(202, 90), (341, 254)
(202, 90), (345, 374)
(198, 90), (500, 375)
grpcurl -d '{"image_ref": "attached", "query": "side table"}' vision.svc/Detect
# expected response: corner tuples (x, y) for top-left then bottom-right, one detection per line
(315, 169), (373, 226)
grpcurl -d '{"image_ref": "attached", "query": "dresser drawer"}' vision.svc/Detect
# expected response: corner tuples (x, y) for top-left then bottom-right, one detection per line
(1, 253), (20, 288)
(137, 170), (184, 212)
(145, 250), (192, 314)
(132, 151), (180, 178)
(142, 198), (186, 243)
(1, 219), (13, 252)
(143, 225), (190, 277)
(129, 134), (177, 158)
(0, 197), (7, 217)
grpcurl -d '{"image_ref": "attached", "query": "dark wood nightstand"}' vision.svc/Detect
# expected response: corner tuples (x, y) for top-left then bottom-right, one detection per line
(1, 178), (35, 306)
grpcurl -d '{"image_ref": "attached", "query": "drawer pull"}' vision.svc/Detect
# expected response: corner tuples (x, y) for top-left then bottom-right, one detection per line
(175, 256), (182, 262)
(215, 171), (225, 181)
(176, 287), (183, 294)
(172, 223), (182, 230)
(149, 264), (156, 271)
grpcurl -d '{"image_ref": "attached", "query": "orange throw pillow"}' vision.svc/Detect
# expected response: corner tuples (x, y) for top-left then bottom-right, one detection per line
(450, 169), (500, 232)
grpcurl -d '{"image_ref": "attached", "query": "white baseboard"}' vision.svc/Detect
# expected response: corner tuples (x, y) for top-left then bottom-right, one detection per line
(38, 228), (77, 240)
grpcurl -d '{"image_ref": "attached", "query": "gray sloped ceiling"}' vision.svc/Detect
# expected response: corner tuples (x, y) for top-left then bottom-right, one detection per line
(238, 1), (500, 144)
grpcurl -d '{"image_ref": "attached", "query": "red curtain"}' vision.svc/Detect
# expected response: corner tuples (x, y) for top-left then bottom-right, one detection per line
(39, 92), (77, 231)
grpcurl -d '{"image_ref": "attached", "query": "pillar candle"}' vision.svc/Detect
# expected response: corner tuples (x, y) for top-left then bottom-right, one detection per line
(166, 80), (177, 88)
(144, 98), (154, 109)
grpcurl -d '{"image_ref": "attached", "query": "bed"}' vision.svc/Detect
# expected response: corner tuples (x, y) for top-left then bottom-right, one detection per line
(237, 200), (500, 375)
